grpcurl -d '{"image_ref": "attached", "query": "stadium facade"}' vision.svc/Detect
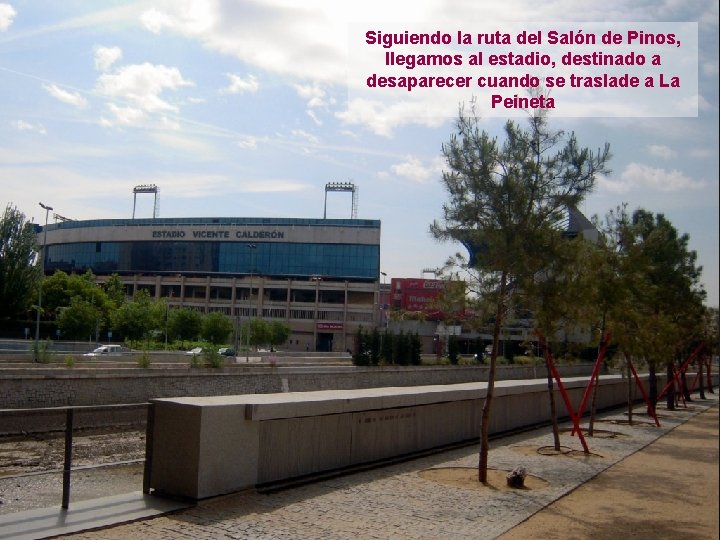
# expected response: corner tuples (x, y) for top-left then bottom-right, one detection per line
(39, 217), (381, 352)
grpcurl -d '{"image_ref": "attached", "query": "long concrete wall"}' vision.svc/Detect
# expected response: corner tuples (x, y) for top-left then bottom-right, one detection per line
(148, 376), (637, 500)
(0, 364), (593, 410)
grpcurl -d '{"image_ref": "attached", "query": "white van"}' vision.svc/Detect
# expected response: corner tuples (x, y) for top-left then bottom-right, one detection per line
(84, 345), (124, 357)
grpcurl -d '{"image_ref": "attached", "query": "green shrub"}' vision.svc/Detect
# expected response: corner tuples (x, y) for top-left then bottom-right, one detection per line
(202, 348), (224, 368)
(190, 354), (204, 368)
(31, 339), (53, 363)
(458, 356), (479, 366)
(137, 352), (151, 369)
(64, 354), (76, 368)
(513, 355), (541, 365)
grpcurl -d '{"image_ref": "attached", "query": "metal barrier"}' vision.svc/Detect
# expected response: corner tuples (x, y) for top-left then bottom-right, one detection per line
(0, 403), (151, 510)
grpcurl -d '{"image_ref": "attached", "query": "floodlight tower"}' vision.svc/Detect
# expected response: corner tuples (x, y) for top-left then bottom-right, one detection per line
(132, 184), (159, 219)
(323, 182), (358, 219)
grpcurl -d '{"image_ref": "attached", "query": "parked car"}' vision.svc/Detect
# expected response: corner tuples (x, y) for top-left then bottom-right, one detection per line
(84, 345), (124, 357)
(185, 347), (203, 356)
(218, 347), (236, 356)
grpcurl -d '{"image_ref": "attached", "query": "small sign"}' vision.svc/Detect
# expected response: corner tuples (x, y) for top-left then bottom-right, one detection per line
(317, 322), (343, 331)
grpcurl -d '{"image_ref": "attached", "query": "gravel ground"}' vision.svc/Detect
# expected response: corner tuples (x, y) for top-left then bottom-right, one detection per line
(0, 428), (145, 514)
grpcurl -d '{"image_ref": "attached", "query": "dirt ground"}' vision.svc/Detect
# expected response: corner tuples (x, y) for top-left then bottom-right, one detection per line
(499, 405), (720, 539)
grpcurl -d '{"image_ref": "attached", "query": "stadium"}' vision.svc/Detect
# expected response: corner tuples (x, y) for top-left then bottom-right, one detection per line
(38, 216), (381, 353)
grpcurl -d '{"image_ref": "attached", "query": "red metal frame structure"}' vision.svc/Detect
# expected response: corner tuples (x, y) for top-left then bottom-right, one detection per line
(538, 330), (664, 451)
(626, 360), (661, 427)
(570, 333), (610, 436)
(657, 343), (705, 403)
(537, 333), (590, 454)
(686, 355), (711, 393)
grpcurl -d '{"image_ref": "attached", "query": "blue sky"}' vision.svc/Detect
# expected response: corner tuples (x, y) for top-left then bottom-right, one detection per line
(1, 1), (718, 305)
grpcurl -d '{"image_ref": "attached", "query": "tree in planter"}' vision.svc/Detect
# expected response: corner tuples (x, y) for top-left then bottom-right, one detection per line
(522, 235), (596, 451)
(410, 332), (422, 365)
(103, 273), (127, 308)
(622, 209), (706, 412)
(448, 335), (460, 365)
(57, 296), (104, 340)
(0, 204), (39, 322)
(369, 327), (381, 365)
(201, 311), (234, 345)
(392, 330), (405, 365)
(380, 329), (394, 364)
(588, 205), (654, 424)
(700, 307), (718, 394)
(111, 289), (164, 347)
(268, 320), (291, 350)
(353, 327), (370, 366)
(41, 271), (116, 344)
(431, 102), (610, 482)
(168, 307), (203, 345)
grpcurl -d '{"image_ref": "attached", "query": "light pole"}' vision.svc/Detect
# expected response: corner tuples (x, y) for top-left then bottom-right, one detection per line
(380, 272), (389, 328)
(164, 291), (172, 350)
(245, 244), (256, 361)
(34, 202), (53, 361)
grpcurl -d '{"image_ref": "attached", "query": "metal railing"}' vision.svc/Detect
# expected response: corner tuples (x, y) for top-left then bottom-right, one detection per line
(0, 403), (152, 510)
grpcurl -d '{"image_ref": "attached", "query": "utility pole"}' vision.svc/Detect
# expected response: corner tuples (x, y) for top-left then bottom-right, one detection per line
(34, 202), (53, 361)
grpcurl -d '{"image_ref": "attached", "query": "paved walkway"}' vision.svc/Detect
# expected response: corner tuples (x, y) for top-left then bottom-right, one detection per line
(500, 403), (719, 539)
(2, 395), (717, 539)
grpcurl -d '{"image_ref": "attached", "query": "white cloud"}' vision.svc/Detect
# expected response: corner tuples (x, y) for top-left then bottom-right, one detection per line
(43, 83), (88, 108)
(139, 8), (173, 33)
(390, 156), (444, 183)
(291, 129), (319, 146)
(0, 3), (16, 31)
(336, 98), (447, 137)
(140, 3), (215, 35)
(222, 73), (259, 94)
(96, 63), (193, 115)
(13, 120), (47, 135)
(104, 103), (145, 125)
(237, 136), (257, 149)
(294, 83), (334, 125)
(646, 145), (677, 159)
(94, 46), (123, 71)
(600, 162), (706, 193)
(294, 83), (329, 108)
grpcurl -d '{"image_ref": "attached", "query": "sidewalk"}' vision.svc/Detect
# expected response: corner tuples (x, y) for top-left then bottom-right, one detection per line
(3, 395), (718, 539)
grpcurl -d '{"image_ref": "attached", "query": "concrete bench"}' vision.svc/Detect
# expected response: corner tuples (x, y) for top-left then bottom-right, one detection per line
(147, 376), (631, 500)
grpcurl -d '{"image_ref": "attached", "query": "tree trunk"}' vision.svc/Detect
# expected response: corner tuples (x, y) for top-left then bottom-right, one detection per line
(589, 376), (599, 436)
(681, 368), (691, 402)
(478, 270), (507, 483)
(666, 360), (675, 411)
(707, 358), (714, 394)
(698, 359), (705, 400)
(626, 355), (633, 425)
(589, 319), (606, 437)
(648, 363), (657, 416)
(546, 355), (561, 451)
(588, 324), (607, 437)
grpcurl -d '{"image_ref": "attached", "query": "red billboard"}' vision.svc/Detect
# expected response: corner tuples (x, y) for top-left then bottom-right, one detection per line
(390, 278), (446, 312)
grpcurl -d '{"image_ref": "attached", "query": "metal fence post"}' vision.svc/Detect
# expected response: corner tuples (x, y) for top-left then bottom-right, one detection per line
(143, 402), (155, 494)
(61, 408), (74, 509)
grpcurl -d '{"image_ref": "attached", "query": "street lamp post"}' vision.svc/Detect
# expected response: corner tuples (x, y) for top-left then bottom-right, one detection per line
(34, 202), (53, 361)
(245, 244), (256, 362)
(380, 271), (388, 329)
